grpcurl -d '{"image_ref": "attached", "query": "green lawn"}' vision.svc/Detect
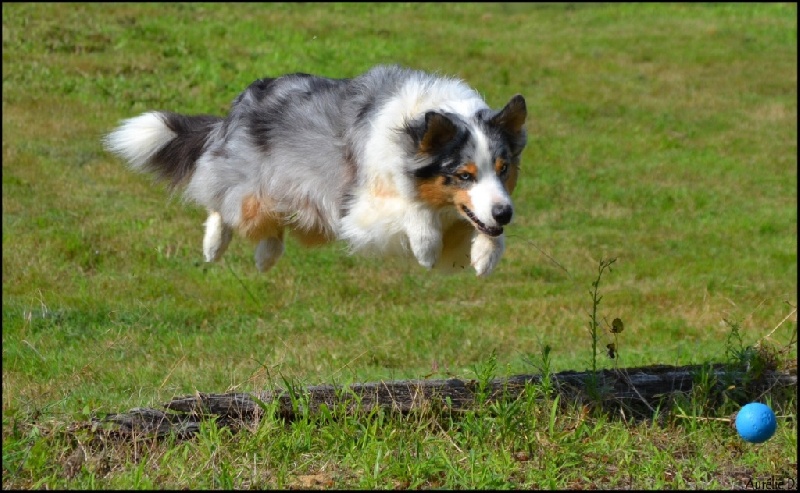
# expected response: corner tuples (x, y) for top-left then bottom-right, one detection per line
(2, 2), (797, 489)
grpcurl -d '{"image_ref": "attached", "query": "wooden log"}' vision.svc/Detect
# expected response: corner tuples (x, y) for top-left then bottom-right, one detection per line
(97, 364), (796, 438)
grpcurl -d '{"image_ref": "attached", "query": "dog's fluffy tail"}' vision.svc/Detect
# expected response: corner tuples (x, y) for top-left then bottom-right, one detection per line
(104, 111), (222, 189)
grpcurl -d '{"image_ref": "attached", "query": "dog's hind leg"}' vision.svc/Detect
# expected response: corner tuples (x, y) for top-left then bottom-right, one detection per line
(239, 194), (286, 273)
(203, 211), (233, 262)
(254, 235), (285, 273)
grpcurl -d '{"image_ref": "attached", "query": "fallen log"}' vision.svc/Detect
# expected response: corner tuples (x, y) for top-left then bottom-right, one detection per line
(97, 364), (796, 438)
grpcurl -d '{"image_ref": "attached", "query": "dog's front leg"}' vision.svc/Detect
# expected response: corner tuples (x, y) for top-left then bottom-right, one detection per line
(405, 208), (443, 269)
(471, 233), (505, 277)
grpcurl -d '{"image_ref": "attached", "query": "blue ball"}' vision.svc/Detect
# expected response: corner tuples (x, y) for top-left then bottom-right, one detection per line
(735, 402), (777, 443)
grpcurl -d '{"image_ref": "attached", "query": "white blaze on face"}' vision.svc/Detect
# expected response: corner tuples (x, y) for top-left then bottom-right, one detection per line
(467, 127), (512, 227)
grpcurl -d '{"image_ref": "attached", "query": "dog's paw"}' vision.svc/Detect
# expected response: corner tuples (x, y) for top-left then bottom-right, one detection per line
(203, 212), (233, 262)
(410, 233), (442, 269)
(254, 237), (284, 272)
(406, 210), (442, 269)
(471, 233), (505, 277)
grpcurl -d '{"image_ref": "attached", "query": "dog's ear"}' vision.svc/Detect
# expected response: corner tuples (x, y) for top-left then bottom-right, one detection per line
(407, 111), (459, 155)
(490, 95), (527, 135)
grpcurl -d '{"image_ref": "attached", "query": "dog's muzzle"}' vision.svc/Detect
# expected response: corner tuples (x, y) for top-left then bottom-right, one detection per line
(461, 204), (510, 237)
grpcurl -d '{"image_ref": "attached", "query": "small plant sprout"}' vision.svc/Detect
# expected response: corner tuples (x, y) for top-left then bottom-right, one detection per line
(587, 257), (617, 375)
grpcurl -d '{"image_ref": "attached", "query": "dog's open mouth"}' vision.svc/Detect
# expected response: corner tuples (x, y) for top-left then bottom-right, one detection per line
(461, 205), (503, 237)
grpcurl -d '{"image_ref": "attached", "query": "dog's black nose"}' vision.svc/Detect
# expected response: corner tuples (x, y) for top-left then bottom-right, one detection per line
(492, 204), (513, 226)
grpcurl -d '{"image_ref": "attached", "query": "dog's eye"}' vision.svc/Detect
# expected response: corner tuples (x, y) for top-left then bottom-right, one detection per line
(497, 162), (508, 175)
(457, 172), (474, 182)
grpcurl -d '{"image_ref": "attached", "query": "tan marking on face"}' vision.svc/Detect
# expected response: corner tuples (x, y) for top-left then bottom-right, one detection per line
(495, 158), (520, 194)
(417, 163), (479, 209)
(459, 163), (478, 178)
(239, 194), (283, 241)
(417, 176), (453, 208)
(494, 158), (507, 175)
(504, 163), (520, 195)
(452, 189), (475, 218)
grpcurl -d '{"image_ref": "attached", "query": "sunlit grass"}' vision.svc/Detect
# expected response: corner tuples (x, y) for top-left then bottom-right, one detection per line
(2, 2), (797, 489)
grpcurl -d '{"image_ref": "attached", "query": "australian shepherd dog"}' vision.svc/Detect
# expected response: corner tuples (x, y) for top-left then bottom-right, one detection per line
(105, 65), (527, 276)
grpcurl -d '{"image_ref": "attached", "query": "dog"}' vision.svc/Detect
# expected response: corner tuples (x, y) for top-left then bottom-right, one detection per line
(104, 65), (527, 276)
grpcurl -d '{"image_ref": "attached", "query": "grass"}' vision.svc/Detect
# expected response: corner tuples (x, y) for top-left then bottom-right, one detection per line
(2, 2), (797, 489)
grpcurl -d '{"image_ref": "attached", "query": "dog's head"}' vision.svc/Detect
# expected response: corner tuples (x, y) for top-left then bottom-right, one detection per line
(404, 95), (527, 237)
